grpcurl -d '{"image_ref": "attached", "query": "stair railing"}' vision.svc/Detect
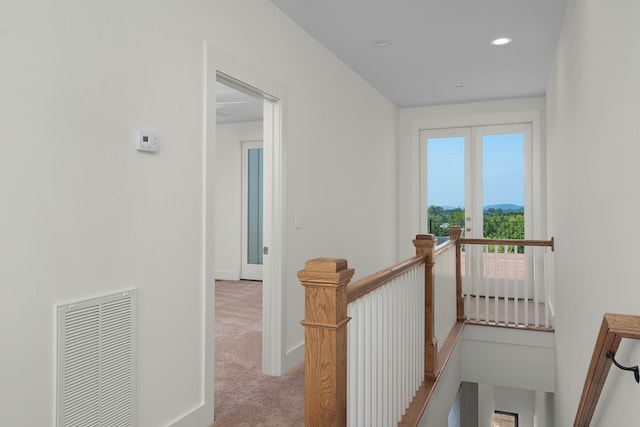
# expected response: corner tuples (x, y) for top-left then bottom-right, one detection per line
(297, 228), (555, 426)
(574, 313), (640, 426)
(298, 233), (463, 426)
(457, 235), (554, 329)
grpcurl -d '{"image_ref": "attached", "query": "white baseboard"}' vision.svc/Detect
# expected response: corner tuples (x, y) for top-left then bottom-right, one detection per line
(214, 270), (240, 281)
(283, 340), (304, 373)
(168, 402), (212, 427)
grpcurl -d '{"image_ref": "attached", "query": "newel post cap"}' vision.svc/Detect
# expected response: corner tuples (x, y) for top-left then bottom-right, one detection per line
(449, 226), (462, 240)
(413, 234), (436, 255)
(298, 258), (355, 286)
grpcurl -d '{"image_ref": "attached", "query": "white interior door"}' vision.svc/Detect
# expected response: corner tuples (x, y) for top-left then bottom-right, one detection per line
(241, 140), (264, 280)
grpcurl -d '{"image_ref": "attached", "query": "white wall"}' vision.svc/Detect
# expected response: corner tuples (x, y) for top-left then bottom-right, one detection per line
(462, 326), (555, 393)
(419, 338), (464, 427)
(0, 1), (398, 425)
(546, 1), (640, 425)
(422, 326), (554, 427)
(494, 386), (535, 427)
(214, 121), (262, 280)
(477, 385), (536, 427)
(459, 382), (479, 427)
(477, 384), (496, 427)
(534, 391), (554, 427)
(397, 98), (546, 260)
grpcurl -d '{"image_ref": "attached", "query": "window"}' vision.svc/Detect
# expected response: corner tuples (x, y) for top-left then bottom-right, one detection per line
(493, 410), (518, 427)
(420, 123), (532, 242)
(424, 130), (467, 244)
(420, 124), (534, 298)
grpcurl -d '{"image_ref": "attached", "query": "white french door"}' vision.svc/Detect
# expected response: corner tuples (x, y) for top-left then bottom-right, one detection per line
(471, 124), (532, 239)
(420, 123), (532, 297)
(241, 140), (264, 280)
(419, 127), (470, 241)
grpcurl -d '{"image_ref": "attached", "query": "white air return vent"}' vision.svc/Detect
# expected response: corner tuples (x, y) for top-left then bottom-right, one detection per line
(57, 291), (137, 427)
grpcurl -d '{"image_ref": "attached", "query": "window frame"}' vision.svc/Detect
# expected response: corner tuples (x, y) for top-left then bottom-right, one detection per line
(419, 123), (533, 240)
(410, 109), (544, 242)
(493, 410), (519, 427)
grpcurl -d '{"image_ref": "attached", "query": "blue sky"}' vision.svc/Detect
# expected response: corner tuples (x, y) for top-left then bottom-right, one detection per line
(427, 133), (524, 208)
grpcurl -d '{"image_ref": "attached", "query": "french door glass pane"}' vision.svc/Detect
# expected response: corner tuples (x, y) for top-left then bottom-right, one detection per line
(247, 147), (263, 265)
(427, 136), (465, 242)
(482, 133), (524, 241)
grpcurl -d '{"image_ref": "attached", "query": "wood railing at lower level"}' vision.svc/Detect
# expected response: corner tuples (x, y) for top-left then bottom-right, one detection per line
(298, 229), (554, 426)
(574, 313), (640, 426)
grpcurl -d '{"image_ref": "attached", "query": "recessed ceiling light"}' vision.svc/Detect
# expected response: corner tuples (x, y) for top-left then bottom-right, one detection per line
(371, 39), (391, 48)
(454, 84), (465, 88)
(490, 37), (512, 46)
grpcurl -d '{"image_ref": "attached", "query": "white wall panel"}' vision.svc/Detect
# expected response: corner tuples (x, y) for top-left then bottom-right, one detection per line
(418, 338), (463, 427)
(0, 1), (398, 425)
(461, 326), (555, 393)
(546, 1), (640, 425)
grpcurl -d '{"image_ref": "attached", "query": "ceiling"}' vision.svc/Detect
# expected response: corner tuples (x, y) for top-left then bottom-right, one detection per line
(216, 82), (264, 125)
(270, 0), (567, 108)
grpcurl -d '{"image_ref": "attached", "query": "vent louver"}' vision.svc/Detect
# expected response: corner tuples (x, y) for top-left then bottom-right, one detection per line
(57, 291), (136, 427)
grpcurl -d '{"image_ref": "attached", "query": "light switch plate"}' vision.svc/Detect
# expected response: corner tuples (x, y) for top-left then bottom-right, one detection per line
(294, 211), (302, 229)
(135, 130), (159, 152)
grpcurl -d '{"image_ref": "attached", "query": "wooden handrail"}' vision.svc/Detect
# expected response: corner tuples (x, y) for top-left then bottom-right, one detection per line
(347, 255), (424, 303)
(434, 238), (456, 257)
(459, 237), (554, 251)
(574, 313), (640, 426)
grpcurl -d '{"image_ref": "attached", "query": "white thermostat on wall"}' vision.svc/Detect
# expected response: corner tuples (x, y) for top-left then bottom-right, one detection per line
(135, 130), (160, 152)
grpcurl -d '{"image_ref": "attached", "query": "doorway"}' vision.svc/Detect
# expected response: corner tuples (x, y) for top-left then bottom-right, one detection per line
(419, 124), (533, 298)
(214, 77), (265, 383)
(203, 44), (287, 424)
(419, 124), (532, 240)
(212, 67), (285, 377)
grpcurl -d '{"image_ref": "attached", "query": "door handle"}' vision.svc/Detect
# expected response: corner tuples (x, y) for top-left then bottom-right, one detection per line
(263, 246), (269, 255)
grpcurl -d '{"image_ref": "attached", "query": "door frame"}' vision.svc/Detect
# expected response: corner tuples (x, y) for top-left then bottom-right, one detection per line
(418, 123), (533, 239)
(418, 121), (536, 298)
(202, 42), (287, 423)
(411, 109), (543, 241)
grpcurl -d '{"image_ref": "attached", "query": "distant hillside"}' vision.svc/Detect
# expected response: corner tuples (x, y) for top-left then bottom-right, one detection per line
(484, 204), (523, 212)
(429, 204), (523, 212)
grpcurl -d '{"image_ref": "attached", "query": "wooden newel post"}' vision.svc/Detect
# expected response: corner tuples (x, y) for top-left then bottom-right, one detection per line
(449, 226), (465, 321)
(413, 234), (438, 380)
(298, 258), (355, 427)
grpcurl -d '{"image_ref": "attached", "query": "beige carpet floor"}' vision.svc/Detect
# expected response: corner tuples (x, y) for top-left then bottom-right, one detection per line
(212, 280), (304, 427)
